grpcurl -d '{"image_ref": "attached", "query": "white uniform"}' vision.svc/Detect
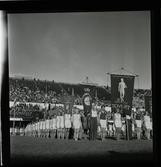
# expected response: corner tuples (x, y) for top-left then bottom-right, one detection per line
(51, 118), (57, 129)
(25, 125), (28, 135)
(132, 123), (135, 131)
(37, 121), (40, 131)
(32, 123), (35, 131)
(28, 124), (31, 133)
(20, 128), (23, 134)
(60, 116), (65, 128)
(40, 121), (43, 130)
(45, 119), (50, 130)
(35, 122), (38, 131)
(49, 119), (53, 130)
(64, 114), (71, 128)
(73, 114), (81, 129)
(114, 113), (122, 128)
(135, 120), (142, 128)
(42, 120), (46, 130)
(30, 124), (32, 132)
(56, 116), (61, 129)
(144, 115), (152, 130)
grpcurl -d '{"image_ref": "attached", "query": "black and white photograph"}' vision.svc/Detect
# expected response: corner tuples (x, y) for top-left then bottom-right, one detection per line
(1, 9), (156, 164)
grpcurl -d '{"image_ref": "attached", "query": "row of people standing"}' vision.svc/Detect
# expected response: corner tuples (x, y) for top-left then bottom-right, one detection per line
(133, 108), (152, 140)
(80, 104), (152, 141)
(24, 103), (123, 141)
(24, 104), (109, 141)
(25, 110), (72, 139)
(25, 104), (152, 141)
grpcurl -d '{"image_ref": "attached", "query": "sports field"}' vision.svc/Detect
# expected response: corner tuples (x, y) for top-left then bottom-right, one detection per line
(10, 135), (153, 164)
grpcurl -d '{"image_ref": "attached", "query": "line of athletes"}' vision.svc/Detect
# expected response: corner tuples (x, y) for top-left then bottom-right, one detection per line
(24, 103), (153, 141)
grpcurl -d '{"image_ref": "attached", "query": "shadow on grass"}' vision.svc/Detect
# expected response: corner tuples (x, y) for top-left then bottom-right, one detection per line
(10, 150), (153, 165)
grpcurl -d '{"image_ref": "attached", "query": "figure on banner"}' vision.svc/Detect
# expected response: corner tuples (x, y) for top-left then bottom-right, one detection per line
(118, 78), (127, 102)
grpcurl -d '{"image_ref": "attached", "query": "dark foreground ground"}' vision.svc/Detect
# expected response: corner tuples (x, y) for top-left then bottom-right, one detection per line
(10, 135), (154, 165)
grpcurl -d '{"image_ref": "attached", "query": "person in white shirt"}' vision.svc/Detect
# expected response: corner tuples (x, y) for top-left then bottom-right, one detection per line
(56, 112), (61, 139)
(113, 108), (122, 140)
(37, 120), (40, 137)
(60, 112), (65, 139)
(42, 118), (46, 138)
(78, 110), (83, 140)
(50, 114), (57, 139)
(143, 111), (152, 140)
(32, 122), (35, 137)
(37, 119), (40, 137)
(72, 108), (81, 141)
(39, 119), (43, 137)
(64, 109), (72, 140)
(24, 124), (27, 136)
(45, 116), (50, 138)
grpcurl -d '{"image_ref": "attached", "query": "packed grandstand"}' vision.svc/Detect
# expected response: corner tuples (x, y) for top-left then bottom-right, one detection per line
(9, 76), (151, 119)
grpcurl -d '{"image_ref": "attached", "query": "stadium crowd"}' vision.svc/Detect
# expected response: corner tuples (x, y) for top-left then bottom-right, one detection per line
(9, 78), (85, 105)
(9, 78), (151, 107)
(9, 77), (151, 119)
(10, 78), (62, 104)
(15, 105), (152, 141)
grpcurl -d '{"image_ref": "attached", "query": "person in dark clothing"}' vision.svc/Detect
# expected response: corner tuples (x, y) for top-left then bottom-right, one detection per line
(123, 109), (133, 140)
(82, 112), (88, 139)
(89, 103), (98, 141)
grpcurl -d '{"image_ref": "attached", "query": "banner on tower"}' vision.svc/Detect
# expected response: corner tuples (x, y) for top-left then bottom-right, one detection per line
(111, 74), (135, 115)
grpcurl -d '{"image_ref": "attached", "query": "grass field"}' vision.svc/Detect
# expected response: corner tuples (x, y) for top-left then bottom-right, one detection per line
(10, 135), (153, 164)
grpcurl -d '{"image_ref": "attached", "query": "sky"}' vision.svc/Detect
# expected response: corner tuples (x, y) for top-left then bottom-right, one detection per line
(8, 11), (151, 89)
